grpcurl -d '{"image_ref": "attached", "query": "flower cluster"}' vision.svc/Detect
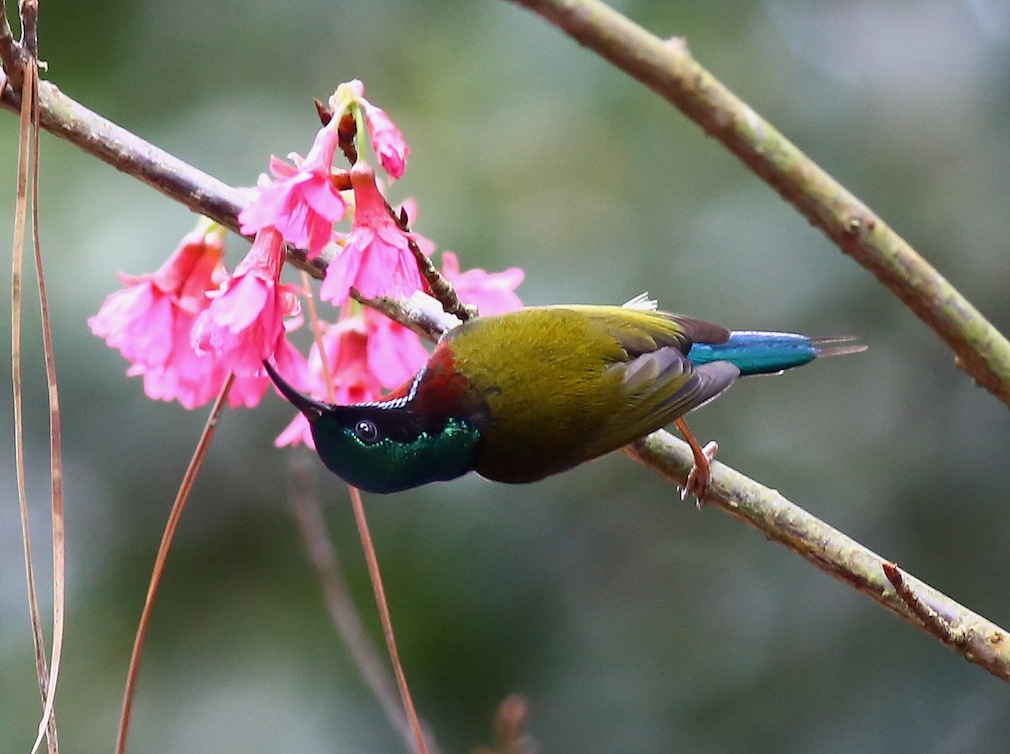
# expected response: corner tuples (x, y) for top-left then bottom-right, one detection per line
(89, 79), (524, 446)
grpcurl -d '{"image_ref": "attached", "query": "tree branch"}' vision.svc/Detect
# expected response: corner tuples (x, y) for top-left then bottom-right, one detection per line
(507, 0), (1010, 407)
(624, 434), (1010, 682)
(0, 78), (326, 280)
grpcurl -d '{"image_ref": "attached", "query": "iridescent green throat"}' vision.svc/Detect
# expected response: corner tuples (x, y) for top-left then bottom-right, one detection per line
(308, 403), (480, 494)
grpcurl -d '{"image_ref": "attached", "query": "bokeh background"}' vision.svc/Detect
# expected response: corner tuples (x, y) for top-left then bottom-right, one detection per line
(3, 1), (1010, 751)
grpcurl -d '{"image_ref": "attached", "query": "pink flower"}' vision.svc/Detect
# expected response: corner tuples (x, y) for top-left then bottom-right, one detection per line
(233, 334), (309, 408)
(238, 124), (347, 258)
(363, 308), (429, 389)
(319, 162), (424, 305)
(361, 101), (409, 180)
(89, 226), (232, 409)
(192, 227), (303, 396)
(130, 313), (231, 410)
(330, 79), (409, 180)
(439, 251), (524, 316)
(275, 307), (427, 448)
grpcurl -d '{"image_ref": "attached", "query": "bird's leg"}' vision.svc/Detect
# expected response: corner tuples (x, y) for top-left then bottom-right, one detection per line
(674, 417), (718, 506)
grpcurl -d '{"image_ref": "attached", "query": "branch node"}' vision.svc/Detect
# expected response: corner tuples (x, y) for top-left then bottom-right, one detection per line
(314, 98), (333, 126)
(0, 0), (29, 90)
(883, 561), (969, 647)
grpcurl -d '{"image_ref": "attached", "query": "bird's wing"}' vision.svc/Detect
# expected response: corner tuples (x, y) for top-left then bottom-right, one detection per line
(620, 347), (739, 418)
(562, 305), (731, 352)
(575, 309), (739, 459)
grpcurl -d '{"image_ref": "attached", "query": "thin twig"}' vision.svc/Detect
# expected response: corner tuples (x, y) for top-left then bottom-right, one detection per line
(27, 43), (64, 754)
(407, 236), (474, 322)
(288, 457), (442, 754)
(507, 0), (1010, 407)
(9, 40), (44, 732)
(9, 37), (59, 752)
(116, 375), (235, 754)
(348, 486), (429, 754)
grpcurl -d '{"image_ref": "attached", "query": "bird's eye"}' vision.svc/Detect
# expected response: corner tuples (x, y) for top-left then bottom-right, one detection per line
(354, 419), (380, 444)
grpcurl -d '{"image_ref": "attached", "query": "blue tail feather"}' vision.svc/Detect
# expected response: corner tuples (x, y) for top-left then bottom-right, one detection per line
(687, 331), (864, 377)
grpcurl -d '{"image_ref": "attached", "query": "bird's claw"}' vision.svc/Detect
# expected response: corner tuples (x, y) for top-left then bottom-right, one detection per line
(681, 441), (719, 508)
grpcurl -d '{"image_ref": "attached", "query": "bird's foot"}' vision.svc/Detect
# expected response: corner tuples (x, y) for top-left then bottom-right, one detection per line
(674, 417), (719, 507)
(681, 441), (718, 508)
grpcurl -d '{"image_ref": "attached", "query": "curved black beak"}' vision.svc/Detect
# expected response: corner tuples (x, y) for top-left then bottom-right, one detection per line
(263, 360), (328, 421)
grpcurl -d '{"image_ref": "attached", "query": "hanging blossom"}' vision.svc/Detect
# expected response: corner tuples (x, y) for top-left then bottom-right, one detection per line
(91, 79), (524, 425)
(439, 251), (524, 316)
(238, 78), (409, 261)
(274, 306), (428, 448)
(238, 122), (347, 259)
(192, 227), (306, 407)
(330, 79), (410, 180)
(88, 223), (233, 410)
(319, 162), (424, 305)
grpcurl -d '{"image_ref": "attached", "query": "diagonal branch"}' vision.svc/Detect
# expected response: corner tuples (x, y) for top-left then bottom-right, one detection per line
(507, 0), (1010, 408)
(0, 78), (326, 280)
(624, 432), (1010, 682)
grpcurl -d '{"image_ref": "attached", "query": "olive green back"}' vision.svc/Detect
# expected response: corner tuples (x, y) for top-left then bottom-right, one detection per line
(445, 306), (737, 483)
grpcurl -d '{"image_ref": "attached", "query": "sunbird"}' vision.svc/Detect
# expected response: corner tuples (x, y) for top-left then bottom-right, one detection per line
(264, 297), (864, 496)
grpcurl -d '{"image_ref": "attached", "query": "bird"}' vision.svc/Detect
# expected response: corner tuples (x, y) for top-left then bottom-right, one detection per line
(264, 296), (864, 497)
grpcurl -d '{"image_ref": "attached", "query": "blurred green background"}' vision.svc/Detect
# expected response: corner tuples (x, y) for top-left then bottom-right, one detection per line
(3, 0), (1010, 751)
